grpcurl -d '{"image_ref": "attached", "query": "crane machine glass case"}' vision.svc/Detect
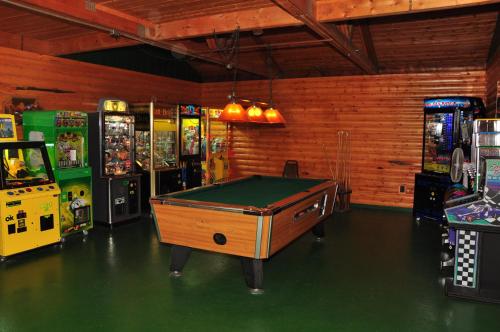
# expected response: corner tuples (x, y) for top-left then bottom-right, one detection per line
(130, 102), (182, 211)
(23, 111), (92, 237)
(413, 97), (485, 222)
(0, 141), (61, 259)
(88, 98), (141, 225)
(201, 108), (229, 186)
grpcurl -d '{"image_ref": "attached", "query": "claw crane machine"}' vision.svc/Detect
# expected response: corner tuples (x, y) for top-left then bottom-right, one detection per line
(201, 108), (229, 185)
(179, 104), (202, 189)
(88, 98), (141, 226)
(131, 101), (181, 211)
(0, 114), (61, 260)
(413, 97), (485, 222)
(23, 111), (92, 238)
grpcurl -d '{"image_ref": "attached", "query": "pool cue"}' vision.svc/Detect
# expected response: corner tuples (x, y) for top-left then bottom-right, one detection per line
(322, 143), (335, 181)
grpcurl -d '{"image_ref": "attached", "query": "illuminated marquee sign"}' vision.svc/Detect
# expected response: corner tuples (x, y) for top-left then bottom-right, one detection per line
(424, 98), (471, 109)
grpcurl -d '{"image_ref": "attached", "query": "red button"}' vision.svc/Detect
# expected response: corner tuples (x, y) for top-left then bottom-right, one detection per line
(26, 188), (32, 192)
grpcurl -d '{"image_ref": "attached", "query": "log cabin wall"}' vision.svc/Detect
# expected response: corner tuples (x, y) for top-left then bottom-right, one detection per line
(0, 47), (200, 112)
(202, 71), (486, 208)
(486, 51), (500, 115)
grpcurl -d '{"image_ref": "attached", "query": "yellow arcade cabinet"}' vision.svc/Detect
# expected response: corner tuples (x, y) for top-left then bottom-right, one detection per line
(0, 114), (17, 142)
(0, 136), (61, 260)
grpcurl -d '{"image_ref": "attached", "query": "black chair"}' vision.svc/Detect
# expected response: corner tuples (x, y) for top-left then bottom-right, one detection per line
(282, 160), (299, 178)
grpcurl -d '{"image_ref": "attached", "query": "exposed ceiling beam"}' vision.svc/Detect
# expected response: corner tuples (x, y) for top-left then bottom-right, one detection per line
(2, 0), (268, 77)
(487, 12), (500, 64)
(359, 24), (378, 70)
(271, 0), (378, 74)
(316, 0), (500, 22)
(0, 29), (52, 54)
(153, 6), (301, 40)
(48, 32), (141, 56)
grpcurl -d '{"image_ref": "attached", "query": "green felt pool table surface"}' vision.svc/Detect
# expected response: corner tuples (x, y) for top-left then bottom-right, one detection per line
(170, 175), (327, 208)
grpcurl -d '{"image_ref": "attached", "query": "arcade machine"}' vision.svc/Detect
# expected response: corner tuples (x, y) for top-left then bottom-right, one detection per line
(413, 97), (485, 222)
(179, 104), (202, 189)
(201, 108), (230, 185)
(0, 114), (16, 141)
(0, 138), (61, 260)
(444, 156), (500, 303)
(88, 98), (141, 226)
(23, 111), (92, 238)
(471, 119), (500, 191)
(130, 101), (181, 211)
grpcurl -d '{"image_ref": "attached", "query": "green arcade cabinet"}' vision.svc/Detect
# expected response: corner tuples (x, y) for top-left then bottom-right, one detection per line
(23, 111), (92, 238)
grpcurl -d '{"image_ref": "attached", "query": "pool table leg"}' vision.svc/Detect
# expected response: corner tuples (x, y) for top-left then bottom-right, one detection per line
(240, 258), (264, 294)
(312, 220), (325, 239)
(170, 245), (192, 277)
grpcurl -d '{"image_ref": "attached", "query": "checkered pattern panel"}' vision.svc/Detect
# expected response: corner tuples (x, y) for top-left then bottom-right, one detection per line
(454, 230), (479, 288)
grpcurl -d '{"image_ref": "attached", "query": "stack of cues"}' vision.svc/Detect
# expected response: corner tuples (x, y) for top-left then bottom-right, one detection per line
(323, 131), (352, 212)
(336, 131), (352, 212)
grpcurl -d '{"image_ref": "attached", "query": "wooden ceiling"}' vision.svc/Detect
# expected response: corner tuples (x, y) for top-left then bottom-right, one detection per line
(0, 0), (498, 81)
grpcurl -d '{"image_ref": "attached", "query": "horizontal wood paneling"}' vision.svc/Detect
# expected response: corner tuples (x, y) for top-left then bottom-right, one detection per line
(0, 46), (200, 112)
(201, 71), (486, 208)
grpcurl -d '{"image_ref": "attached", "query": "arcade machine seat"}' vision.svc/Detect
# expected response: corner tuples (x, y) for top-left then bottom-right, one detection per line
(282, 160), (299, 179)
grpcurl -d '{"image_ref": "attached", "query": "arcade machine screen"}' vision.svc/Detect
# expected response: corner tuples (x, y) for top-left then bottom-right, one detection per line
(423, 112), (454, 173)
(103, 115), (134, 176)
(56, 132), (85, 168)
(181, 118), (200, 156)
(2, 147), (52, 189)
(0, 118), (15, 139)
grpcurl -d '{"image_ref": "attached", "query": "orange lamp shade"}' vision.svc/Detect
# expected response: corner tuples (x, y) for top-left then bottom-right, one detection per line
(264, 107), (286, 124)
(219, 102), (247, 122)
(246, 105), (267, 123)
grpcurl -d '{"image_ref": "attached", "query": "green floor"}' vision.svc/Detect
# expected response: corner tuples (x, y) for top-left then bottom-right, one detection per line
(1, 207), (500, 332)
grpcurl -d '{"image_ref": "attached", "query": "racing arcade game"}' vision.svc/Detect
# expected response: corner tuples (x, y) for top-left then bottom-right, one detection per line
(89, 99), (141, 226)
(413, 97), (485, 222)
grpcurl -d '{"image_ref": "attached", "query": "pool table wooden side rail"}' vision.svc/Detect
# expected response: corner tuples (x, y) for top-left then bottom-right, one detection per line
(151, 180), (337, 259)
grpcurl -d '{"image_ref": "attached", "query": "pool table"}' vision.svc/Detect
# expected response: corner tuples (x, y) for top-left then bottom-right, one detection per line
(150, 175), (338, 292)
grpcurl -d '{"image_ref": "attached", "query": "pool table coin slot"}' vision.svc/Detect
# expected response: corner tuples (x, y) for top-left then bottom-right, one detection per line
(294, 202), (320, 222)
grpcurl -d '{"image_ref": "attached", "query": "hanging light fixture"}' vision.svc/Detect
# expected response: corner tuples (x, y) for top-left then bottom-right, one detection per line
(220, 96), (247, 122)
(264, 77), (286, 124)
(246, 103), (267, 123)
(219, 27), (247, 123)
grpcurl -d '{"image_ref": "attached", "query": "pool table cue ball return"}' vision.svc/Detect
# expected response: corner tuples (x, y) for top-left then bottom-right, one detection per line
(150, 175), (338, 293)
